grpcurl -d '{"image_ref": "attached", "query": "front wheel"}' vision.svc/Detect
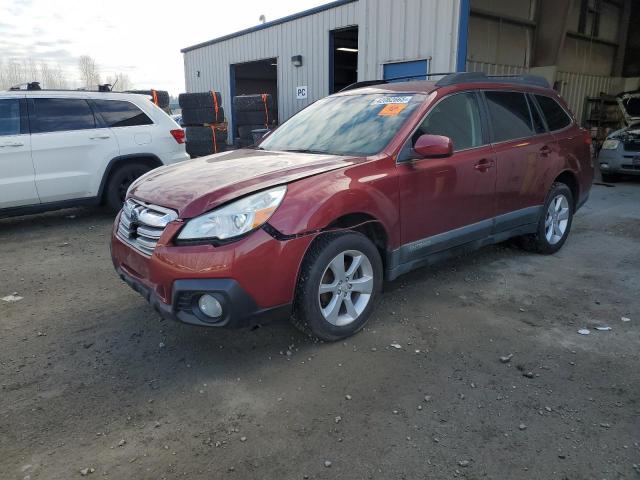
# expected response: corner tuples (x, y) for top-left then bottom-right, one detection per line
(292, 232), (383, 341)
(518, 182), (574, 254)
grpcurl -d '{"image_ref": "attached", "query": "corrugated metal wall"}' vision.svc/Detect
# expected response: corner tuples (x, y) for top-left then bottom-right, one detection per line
(183, 0), (462, 139)
(556, 71), (620, 124)
(466, 60), (529, 75)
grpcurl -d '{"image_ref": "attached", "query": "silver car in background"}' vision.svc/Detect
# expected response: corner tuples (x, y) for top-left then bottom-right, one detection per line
(599, 90), (640, 182)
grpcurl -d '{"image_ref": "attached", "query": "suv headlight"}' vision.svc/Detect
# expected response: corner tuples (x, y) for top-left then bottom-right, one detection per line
(177, 186), (286, 241)
(601, 139), (620, 150)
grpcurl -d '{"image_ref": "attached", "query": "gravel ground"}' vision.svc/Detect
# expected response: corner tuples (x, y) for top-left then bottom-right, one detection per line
(1, 180), (639, 480)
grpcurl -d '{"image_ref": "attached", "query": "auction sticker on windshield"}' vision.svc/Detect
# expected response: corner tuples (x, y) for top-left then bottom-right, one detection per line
(378, 103), (408, 116)
(371, 96), (413, 105)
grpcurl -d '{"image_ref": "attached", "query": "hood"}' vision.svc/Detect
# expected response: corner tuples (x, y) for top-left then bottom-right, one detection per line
(128, 149), (363, 218)
(617, 90), (640, 125)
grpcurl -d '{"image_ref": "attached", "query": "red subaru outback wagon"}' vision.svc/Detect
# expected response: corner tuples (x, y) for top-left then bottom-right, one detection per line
(111, 72), (593, 341)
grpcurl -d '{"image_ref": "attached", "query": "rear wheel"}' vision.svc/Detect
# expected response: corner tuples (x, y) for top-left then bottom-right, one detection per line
(105, 163), (152, 212)
(518, 182), (574, 254)
(292, 232), (383, 341)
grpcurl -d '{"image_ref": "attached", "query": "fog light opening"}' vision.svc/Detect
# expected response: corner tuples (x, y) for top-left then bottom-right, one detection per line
(198, 294), (223, 319)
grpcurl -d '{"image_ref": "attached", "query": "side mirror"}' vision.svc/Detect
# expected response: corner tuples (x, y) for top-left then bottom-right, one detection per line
(414, 134), (453, 158)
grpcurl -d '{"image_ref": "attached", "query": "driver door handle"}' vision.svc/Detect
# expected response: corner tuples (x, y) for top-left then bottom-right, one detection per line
(474, 159), (494, 172)
(89, 135), (111, 140)
(0, 141), (24, 147)
(540, 145), (552, 156)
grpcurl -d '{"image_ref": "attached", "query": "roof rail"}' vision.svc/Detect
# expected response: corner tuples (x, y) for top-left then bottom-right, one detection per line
(435, 72), (550, 88)
(339, 72), (457, 92)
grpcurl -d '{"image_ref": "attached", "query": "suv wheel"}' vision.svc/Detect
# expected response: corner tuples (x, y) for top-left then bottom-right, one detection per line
(519, 182), (574, 254)
(105, 163), (151, 212)
(292, 232), (383, 341)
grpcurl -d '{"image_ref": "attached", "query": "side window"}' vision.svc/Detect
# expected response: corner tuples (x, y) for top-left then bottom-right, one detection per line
(485, 91), (534, 142)
(92, 100), (153, 127)
(0, 99), (21, 136)
(527, 95), (547, 134)
(30, 98), (96, 134)
(535, 95), (572, 131)
(413, 92), (484, 151)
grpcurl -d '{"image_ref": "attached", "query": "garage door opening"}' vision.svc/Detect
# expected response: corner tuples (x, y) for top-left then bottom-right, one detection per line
(230, 58), (278, 140)
(330, 26), (358, 93)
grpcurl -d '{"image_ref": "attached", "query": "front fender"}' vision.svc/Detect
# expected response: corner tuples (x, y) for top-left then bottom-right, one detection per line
(268, 157), (401, 248)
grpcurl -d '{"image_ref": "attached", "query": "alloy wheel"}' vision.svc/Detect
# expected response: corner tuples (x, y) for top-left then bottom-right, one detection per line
(545, 194), (570, 245)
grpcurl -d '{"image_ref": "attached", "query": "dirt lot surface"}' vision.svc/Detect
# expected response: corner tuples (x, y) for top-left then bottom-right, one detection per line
(1, 181), (639, 480)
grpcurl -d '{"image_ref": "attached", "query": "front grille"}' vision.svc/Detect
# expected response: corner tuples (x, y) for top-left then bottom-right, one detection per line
(621, 164), (640, 171)
(623, 140), (640, 152)
(117, 199), (178, 256)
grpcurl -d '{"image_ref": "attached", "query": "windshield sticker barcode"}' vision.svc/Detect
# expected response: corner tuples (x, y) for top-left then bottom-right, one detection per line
(371, 96), (413, 105)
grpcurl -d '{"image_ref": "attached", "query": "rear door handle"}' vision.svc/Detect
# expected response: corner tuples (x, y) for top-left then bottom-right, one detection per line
(474, 159), (494, 171)
(540, 145), (552, 156)
(89, 135), (111, 140)
(0, 141), (24, 147)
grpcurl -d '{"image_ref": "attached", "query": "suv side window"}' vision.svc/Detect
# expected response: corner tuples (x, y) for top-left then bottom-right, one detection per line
(0, 99), (21, 136)
(30, 98), (96, 133)
(92, 100), (153, 127)
(534, 95), (572, 131)
(485, 91), (534, 142)
(413, 92), (484, 151)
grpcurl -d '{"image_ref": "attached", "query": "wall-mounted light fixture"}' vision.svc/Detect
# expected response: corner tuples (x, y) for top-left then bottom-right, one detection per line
(337, 47), (358, 53)
(196, 70), (201, 77)
(291, 55), (303, 67)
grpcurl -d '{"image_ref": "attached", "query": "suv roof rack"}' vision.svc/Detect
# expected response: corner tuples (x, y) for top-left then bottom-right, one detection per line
(339, 72), (457, 92)
(435, 72), (550, 88)
(339, 72), (549, 92)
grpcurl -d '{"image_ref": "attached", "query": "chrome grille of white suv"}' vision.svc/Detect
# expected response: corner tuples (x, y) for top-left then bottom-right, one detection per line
(117, 199), (178, 256)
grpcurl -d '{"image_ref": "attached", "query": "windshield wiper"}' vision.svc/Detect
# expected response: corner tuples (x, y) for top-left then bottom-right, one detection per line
(280, 148), (326, 155)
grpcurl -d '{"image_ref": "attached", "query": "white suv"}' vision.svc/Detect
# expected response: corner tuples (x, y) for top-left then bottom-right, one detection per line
(0, 89), (189, 215)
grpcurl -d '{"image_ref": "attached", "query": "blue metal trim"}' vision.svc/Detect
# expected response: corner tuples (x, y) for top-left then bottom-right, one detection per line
(229, 64), (236, 145)
(329, 30), (335, 94)
(456, 0), (470, 72)
(181, 0), (359, 53)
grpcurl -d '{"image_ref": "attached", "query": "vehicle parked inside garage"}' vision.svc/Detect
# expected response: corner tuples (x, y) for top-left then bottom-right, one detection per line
(111, 72), (593, 341)
(0, 85), (188, 216)
(598, 90), (640, 182)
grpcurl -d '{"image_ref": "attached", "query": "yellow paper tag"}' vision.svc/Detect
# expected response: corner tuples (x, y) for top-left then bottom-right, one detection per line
(378, 103), (407, 117)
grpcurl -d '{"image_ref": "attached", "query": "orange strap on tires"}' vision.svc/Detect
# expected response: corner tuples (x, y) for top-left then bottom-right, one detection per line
(261, 93), (270, 127)
(210, 125), (217, 153)
(210, 91), (219, 121)
(151, 89), (158, 105)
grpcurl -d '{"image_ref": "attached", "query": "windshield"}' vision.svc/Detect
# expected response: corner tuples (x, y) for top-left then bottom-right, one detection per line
(259, 93), (425, 156)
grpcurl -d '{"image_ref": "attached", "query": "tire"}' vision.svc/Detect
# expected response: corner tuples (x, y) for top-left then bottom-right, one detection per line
(237, 124), (266, 139)
(291, 232), (383, 341)
(235, 110), (271, 126)
(601, 172), (619, 183)
(179, 92), (222, 109)
(518, 182), (574, 254)
(105, 163), (153, 212)
(233, 94), (274, 112)
(126, 90), (170, 109)
(185, 126), (227, 144)
(181, 107), (225, 125)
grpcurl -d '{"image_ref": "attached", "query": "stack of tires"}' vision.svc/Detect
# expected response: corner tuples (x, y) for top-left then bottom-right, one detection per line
(233, 94), (276, 147)
(178, 91), (227, 158)
(126, 89), (170, 113)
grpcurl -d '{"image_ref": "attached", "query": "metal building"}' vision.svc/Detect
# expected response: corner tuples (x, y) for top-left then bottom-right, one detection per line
(181, 0), (467, 141)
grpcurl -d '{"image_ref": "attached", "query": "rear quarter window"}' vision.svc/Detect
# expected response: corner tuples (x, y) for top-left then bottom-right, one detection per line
(0, 99), (21, 136)
(535, 95), (572, 131)
(93, 100), (153, 127)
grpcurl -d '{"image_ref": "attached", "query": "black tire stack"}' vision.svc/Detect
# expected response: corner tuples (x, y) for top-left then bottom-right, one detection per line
(233, 94), (276, 147)
(178, 91), (227, 158)
(126, 89), (170, 111)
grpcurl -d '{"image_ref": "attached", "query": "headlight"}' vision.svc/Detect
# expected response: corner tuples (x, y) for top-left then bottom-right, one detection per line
(601, 139), (619, 150)
(177, 186), (286, 241)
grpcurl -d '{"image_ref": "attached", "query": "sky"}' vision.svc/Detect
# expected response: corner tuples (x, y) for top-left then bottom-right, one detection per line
(0, 0), (330, 95)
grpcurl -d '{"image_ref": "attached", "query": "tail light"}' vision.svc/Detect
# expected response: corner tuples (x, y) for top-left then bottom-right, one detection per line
(170, 129), (185, 144)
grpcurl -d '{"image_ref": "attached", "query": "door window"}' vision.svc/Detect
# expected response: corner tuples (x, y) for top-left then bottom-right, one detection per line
(413, 92), (484, 151)
(527, 95), (547, 134)
(534, 95), (572, 131)
(30, 98), (96, 133)
(0, 99), (21, 136)
(92, 100), (153, 127)
(485, 91), (535, 142)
